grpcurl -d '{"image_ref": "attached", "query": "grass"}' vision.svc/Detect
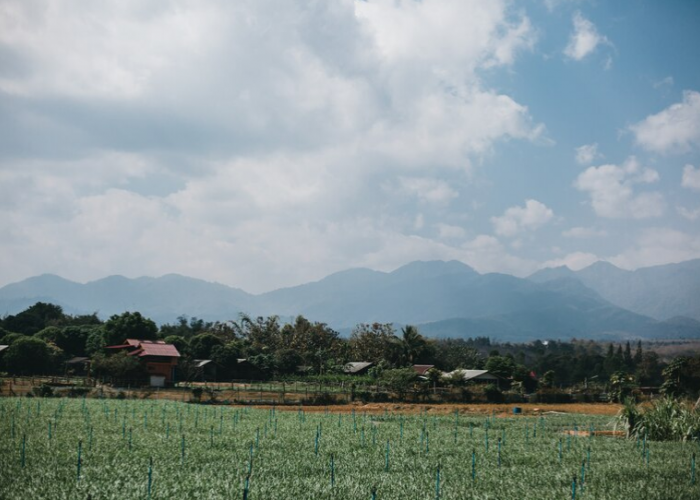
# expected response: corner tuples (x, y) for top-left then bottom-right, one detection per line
(0, 397), (698, 499)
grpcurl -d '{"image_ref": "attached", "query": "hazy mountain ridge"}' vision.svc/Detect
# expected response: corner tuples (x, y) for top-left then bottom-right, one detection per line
(1, 259), (699, 341)
(529, 259), (700, 322)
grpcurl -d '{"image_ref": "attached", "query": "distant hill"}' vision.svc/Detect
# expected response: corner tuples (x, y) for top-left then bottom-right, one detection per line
(1, 259), (699, 341)
(0, 273), (255, 324)
(529, 259), (700, 322)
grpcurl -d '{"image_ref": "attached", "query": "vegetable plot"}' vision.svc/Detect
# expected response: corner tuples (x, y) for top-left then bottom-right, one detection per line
(0, 398), (697, 499)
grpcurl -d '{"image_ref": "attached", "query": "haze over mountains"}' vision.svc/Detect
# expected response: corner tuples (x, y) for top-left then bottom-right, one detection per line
(1, 259), (699, 342)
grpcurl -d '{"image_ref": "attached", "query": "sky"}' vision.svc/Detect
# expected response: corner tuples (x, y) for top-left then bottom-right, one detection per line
(1, 0), (699, 293)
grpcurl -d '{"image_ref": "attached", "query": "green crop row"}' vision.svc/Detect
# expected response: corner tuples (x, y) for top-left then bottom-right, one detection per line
(0, 398), (697, 499)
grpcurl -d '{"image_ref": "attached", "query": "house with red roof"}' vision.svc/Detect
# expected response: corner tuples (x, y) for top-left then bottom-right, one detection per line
(106, 339), (180, 387)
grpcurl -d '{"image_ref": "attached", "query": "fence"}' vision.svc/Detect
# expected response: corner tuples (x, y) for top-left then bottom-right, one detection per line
(0, 375), (613, 405)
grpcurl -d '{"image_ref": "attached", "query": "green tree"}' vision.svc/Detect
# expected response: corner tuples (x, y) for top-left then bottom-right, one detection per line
(235, 315), (281, 353)
(399, 325), (429, 365)
(540, 370), (555, 388)
(103, 312), (158, 346)
(274, 348), (303, 375)
(2, 302), (65, 335)
(189, 333), (224, 359)
(211, 341), (246, 379)
(380, 368), (418, 399)
(91, 351), (147, 384)
(279, 316), (343, 372)
(660, 357), (688, 397)
(633, 340), (643, 365)
(349, 323), (401, 366)
(85, 329), (106, 355)
(163, 335), (189, 356)
(4, 337), (56, 375)
(485, 355), (515, 379)
(433, 339), (483, 371)
(54, 326), (97, 357)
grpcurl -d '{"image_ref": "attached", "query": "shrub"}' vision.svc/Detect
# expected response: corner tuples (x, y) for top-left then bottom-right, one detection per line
(32, 384), (54, 398)
(617, 397), (700, 442)
(484, 383), (503, 403)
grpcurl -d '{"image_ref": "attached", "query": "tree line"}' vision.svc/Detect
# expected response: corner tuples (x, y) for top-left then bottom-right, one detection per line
(2, 302), (700, 399)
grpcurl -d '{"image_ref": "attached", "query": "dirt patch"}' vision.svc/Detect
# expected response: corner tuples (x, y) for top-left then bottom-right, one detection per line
(562, 429), (625, 437)
(249, 402), (622, 416)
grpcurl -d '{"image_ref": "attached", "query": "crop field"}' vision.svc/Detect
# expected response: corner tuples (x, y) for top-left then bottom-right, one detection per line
(0, 398), (698, 499)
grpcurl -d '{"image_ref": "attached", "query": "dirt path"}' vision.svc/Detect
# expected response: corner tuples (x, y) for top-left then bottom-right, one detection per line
(251, 402), (622, 416)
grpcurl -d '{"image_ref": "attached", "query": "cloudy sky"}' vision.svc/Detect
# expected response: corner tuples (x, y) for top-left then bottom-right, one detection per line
(1, 0), (699, 293)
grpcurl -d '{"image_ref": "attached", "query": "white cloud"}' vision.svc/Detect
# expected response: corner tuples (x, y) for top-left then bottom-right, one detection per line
(564, 12), (609, 61)
(575, 143), (600, 165)
(574, 157), (664, 219)
(576, 143), (601, 165)
(541, 252), (599, 271)
(491, 199), (554, 237)
(609, 228), (700, 270)
(562, 226), (607, 238)
(630, 91), (700, 154)
(677, 206), (700, 221)
(457, 235), (537, 276)
(436, 223), (466, 239)
(0, 0), (547, 292)
(394, 177), (459, 205)
(653, 76), (674, 89)
(682, 164), (700, 190)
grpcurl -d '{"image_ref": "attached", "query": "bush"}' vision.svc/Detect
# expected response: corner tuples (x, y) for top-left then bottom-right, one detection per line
(67, 387), (91, 398)
(638, 398), (700, 441)
(4, 337), (56, 375)
(484, 383), (503, 403)
(32, 384), (54, 398)
(191, 387), (204, 402)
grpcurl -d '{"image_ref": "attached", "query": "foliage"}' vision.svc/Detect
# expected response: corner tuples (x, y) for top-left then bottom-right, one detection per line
(618, 397), (700, 442)
(91, 351), (147, 384)
(2, 398), (700, 499)
(484, 355), (515, 379)
(659, 357), (700, 398)
(539, 370), (555, 388)
(211, 341), (245, 379)
(102, 312), (158, 346)
(35, 325), (98, 357)
(380, 368), (418, 397)
(188, 333), (224, 359)
(162, 335), (189, 356)
(4, 337), (58, 375)
(0, 332), (27, 346)
(483, 383), (503, 403)
(159, 316), (214, 339)
(431, 338), (483, 371)
(349, 323), (401, 366)
(608, 371), (637, 403)
(399, 325), (431, 365)
(0, 302), (65, 335)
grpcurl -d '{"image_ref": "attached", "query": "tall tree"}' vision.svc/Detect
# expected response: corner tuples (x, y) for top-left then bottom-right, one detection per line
(103, 311), (158, 346)
(1, 302), (65, 335)
(349, 323), (400, 366)
(399, 325), (429, 365)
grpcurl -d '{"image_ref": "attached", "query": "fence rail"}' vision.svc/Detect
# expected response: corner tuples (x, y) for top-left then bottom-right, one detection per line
(1, 375), (613, 405)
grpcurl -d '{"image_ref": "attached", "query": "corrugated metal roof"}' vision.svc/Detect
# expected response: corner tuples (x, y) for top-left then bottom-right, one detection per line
(445, 369), (498, 381)
(66, 356), (90, 364)
(113, 339), (181, 358)
(194, 359), (212, 368)
(132, 341), (180, 358)
(343, 361), (373, 374)
(412, 364), (435, 375)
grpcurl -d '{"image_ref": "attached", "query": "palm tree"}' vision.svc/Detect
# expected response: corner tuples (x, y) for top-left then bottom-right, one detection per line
(400, 325), (427, 365)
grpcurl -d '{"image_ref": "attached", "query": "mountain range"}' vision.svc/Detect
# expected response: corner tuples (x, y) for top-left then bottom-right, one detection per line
(1, 259), (699, 342)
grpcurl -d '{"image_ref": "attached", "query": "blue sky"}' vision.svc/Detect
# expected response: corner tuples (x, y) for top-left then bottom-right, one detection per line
(0, 0), (699, 293)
